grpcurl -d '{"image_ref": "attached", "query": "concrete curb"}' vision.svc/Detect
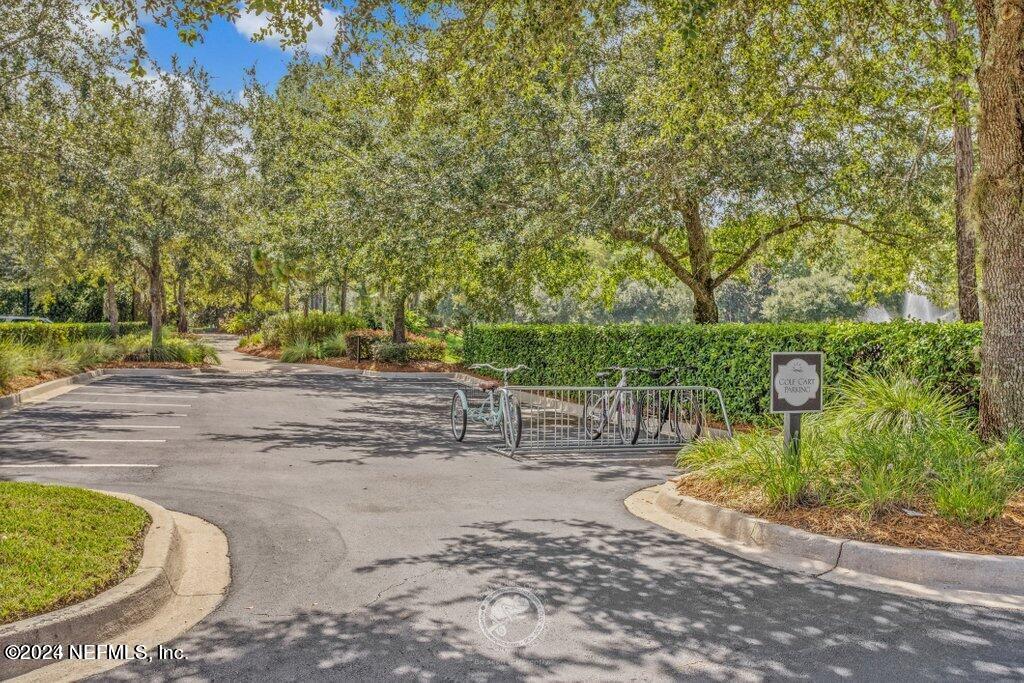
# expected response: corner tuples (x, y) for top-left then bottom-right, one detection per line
(0, 370), (106, 411)
(0, 491), (182, 678)
(645, 482), (1024, 610)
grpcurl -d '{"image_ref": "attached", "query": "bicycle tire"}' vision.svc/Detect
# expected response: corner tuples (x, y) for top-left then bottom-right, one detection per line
(450, 391), (467, 441)
(641, 391), (664, 439)
(584, 392), (608, 440)
(617, 390), (642, 445)
(500, 393), (523, 450)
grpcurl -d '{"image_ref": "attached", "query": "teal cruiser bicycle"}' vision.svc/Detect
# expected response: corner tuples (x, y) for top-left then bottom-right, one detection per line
(451, 364), (529, 449)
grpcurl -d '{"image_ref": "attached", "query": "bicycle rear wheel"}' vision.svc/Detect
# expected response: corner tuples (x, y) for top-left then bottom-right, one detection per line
(641, 390), (664, 439)
(584, 392), (608, 440)
(616, 390), (642, 445)
(674, 391), (704, 441)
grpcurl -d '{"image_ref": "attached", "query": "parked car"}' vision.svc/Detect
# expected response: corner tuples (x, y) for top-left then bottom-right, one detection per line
(0, 315), (53, 323)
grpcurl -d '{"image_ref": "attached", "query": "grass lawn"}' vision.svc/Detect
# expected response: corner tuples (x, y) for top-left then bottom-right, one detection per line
(0, 483), (150, 624)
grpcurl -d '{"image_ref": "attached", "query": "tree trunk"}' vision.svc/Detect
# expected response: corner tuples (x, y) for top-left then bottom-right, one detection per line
(302, 296), (309, 316)
(148, 246), (164, 349)
(682, 198), (720, 324)
(392, 293), (407, 343)
(321, 286), (328, 313)
(974, 0), (1024, 438)
(103, 279), (119, 338)
(130, 286), (140, 321)
(938, 0), (982, 322)
(176, 276), (188, 333)
(243, 270), (253, 312)
(284, 282), (291, 313)
(693, 286), (720, 324)
(339, 277), (348, 314)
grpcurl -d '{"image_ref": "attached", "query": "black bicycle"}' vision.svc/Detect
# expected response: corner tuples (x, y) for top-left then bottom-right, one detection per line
(637, 366), (704, 441)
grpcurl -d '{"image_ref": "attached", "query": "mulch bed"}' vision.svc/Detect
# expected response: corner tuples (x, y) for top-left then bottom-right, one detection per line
(237, 346), (463, 374)
(674, 475), (1024, 557)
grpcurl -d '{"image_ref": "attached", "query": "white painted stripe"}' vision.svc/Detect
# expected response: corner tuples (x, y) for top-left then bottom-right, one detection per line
(48, 438), (167, 443)
(97, 425), (180, 429)
(69, 391), (200, 398)
(51, 400), (192, 407)
(25, 411), (190, 417)
(0, 463), (159, 468)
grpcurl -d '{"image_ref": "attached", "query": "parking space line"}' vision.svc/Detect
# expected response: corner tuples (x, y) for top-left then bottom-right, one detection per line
(0, 463), (160, 468)
(67, 391), (200, 398)
(47, 438), (167, 443)
(22, 411), (190, 417)
(50, 400), (192, 407)
(96, 425), (181, 429)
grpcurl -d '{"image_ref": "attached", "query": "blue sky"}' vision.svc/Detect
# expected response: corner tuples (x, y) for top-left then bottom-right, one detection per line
(138, 8), (339, 97)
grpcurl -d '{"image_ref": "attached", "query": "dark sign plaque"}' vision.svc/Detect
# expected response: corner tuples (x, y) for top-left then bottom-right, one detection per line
(771, 352), (823, 414)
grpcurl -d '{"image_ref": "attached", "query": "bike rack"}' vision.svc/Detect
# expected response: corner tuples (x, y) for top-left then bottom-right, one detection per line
(494, 384), (733, 457)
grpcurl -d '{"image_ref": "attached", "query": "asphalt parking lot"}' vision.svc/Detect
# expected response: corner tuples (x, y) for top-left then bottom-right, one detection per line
(3, 344), (1024, 681)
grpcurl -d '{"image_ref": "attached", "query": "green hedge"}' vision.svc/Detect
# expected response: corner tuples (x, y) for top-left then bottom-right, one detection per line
(463, 322), (982, 424)
(0, 322), (149, 346)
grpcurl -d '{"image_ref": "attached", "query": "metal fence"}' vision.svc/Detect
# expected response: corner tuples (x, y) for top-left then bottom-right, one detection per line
(499, 385), (732, 455)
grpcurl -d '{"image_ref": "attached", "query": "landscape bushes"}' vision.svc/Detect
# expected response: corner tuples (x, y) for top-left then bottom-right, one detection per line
(0, 321), (149, 346)
(222, 310), (271, 335)
(260, 312), (366, 347)
(0, 333), (220, 391)
(677, 375), (1024, 526)
(463, 322), (981, 423)
(341, 329), (446, 363)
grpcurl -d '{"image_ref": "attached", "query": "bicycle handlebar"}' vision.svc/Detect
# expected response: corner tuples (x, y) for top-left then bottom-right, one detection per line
(469, 363), (531, 374)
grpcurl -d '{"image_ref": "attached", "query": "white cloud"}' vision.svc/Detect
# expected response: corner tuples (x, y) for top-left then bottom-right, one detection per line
(234, 7), (338, 56)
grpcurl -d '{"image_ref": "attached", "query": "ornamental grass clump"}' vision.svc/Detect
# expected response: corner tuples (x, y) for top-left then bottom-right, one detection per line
(0, 341), (30, 387)
(280, 338), (323, 363)
(678, 374), (1023, 526)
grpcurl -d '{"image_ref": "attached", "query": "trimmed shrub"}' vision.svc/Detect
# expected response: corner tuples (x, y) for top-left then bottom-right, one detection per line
(261, 312), (366, 347)
(464, 321), (981, 424)
(407, 335), (445, 361)
(0, 322), (148, 346)
(343, 329), (390, 360)
(342, 330), (445, 363)
(373, 341), (411, 364)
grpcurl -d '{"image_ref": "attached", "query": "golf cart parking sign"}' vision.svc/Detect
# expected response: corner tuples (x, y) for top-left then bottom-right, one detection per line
(771, 352), (823, 413)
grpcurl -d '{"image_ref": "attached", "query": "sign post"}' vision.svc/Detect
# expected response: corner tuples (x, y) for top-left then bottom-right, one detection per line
(771, 352), (824, 455)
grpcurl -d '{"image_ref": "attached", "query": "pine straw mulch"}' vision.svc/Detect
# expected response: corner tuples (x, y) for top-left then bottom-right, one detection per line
(673, 474), (1024, 557)
(237, 345), (461, 374)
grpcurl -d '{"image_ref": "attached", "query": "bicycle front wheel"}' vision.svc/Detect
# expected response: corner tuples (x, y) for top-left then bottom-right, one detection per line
(451, 391), (468, 441)
(500, 393), (523, 451)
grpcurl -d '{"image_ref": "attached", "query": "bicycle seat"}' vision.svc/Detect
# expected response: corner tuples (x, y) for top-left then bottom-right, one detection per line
(647, 366), (673, 377)
(478, 380), (501, 392)
(595, 371), (613, 380)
